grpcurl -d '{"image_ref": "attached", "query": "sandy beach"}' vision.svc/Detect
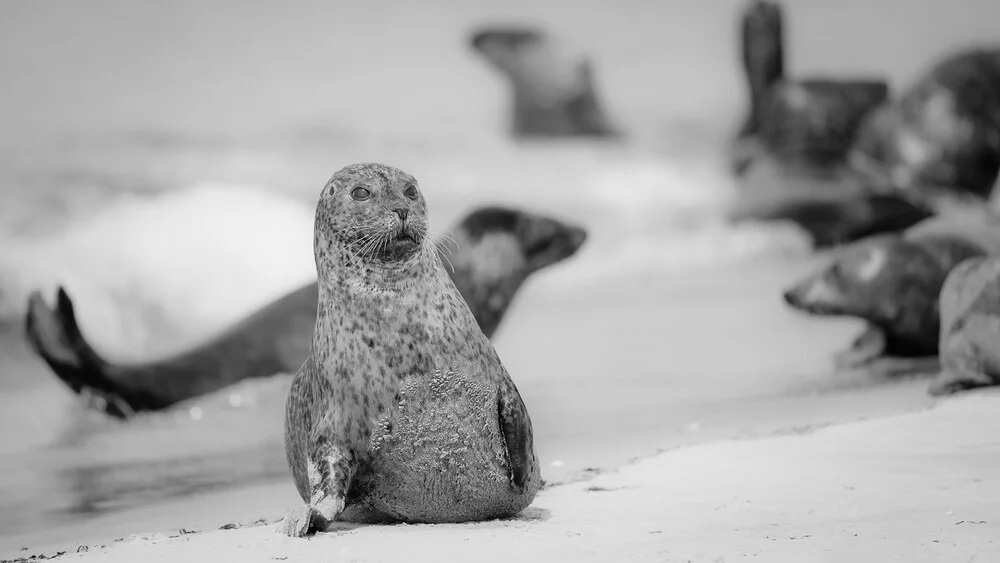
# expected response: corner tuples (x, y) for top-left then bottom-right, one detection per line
(0, 258), (979, 560)
(2, 0), (1000, 560)
(11, 390), (997, 563)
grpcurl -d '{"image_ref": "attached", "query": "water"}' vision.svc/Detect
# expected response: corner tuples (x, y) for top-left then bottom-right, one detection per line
(0, 0), (996, 552)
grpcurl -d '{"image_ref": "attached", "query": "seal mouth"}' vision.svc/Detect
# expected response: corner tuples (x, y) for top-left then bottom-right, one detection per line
(372, 227), (423, 262)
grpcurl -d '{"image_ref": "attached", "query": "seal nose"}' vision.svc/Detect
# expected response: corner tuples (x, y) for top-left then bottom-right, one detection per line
(393, 208), (408, 221)
(782, 287), (800, 307)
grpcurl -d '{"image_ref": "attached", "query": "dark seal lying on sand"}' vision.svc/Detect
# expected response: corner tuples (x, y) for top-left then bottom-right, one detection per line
(24, 206), (587, 419)
(281, 162), (541, 536)
(782, 213), (1000, 378)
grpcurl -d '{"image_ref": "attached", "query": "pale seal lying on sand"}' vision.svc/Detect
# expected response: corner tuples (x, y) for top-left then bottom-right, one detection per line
(469, 25), (620, 138)
(781, 214), (1000, 375)
(930, 256), (1000, 395)
(24, 206), (586, 419)
(730, 0), (933, 248)
(281, 162), (541, 536)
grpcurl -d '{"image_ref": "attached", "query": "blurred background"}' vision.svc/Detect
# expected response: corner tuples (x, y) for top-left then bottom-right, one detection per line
(1, 0), (998, 555)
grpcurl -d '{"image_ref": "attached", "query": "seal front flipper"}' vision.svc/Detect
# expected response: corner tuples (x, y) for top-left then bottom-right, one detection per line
(927, 363), (996, 396)
(833, 324), (887, 370)
(496, 380), (535, 491)
(282, 360), (358, 537)
(281, 435), (356, 538)
(834, 325), (940, 376)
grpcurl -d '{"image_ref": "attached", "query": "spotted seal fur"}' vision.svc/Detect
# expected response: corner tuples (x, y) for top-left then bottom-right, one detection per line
(281, 163), (541, 536)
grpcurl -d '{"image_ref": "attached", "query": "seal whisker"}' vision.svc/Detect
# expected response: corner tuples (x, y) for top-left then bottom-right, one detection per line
(427, 236), (456, 274)
(355, 229), (386, 261)
(437, 247), (457, 274)
(356, 232), (381, 261)
(436, 231), (461, 254)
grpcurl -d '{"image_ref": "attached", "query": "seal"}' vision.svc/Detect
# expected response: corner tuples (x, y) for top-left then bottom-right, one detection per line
(733, 0), (891, 173)
(469, 25), (621, 138)
(24, 206), (587, 419)
(781, 213), (1000, 375)
(280, 162), (541, 536)
(848, 47), (1000, 206)
(729, 1), (932, 248)
(929, 255), (1000, 395)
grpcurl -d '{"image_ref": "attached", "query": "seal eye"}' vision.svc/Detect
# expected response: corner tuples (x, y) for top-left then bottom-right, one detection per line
(351, 186), (371, 201)
(403, 184), (418, 200)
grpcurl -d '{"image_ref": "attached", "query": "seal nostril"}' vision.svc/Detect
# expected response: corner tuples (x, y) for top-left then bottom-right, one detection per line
(394, 208), (408, 221)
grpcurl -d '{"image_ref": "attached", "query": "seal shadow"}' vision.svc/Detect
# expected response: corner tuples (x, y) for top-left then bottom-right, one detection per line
(512, 506), (551, 522)
(318, 506), (552, 535)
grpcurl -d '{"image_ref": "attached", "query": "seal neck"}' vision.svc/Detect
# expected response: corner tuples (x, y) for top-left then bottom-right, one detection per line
(316, 245), (442, 299)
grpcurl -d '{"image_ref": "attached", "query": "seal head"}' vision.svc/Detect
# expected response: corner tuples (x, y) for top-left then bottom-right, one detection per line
(313, 163), (431, 284)
(449, 206), (587, 336)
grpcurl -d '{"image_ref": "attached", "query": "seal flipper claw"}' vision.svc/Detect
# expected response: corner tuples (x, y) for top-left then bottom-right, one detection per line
(833, 325), (887, 370)
(497, 382), (534, 491)
(929, 340), (998, 396)
(280, 505), (316, 538)
(928, 370), (995, 396)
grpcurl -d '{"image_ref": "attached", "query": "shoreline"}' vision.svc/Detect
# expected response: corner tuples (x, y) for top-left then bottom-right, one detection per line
(8, 389), (998, 563)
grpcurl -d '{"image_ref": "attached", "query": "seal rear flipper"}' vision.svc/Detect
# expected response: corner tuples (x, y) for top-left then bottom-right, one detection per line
(24, 290), (84, 379)
(24, 287), (135, 419)
(497, 382), (535, 492)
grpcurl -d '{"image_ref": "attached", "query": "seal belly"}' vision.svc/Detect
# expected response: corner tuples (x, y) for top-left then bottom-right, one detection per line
(342, 364), (540, 524)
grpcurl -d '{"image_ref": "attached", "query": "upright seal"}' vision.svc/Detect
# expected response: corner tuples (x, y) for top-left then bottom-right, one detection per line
(469, 25), (621, 138)
(729, 0), (931, 248)
(282, 163), (541, 536)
